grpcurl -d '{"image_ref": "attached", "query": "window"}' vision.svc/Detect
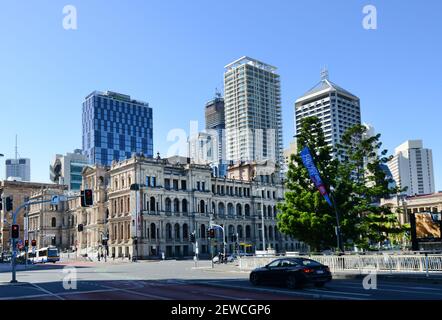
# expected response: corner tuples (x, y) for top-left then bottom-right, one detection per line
(165, 179), (170, 189)
(202, 182), (205, 191)
(51, 217), (56, 228)
(197, 182), (200, 191)
(181, 180), (187, 190)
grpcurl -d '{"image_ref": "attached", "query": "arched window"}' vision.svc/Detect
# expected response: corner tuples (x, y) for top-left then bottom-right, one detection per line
(245, 225), (251, 239)
(218, 203), (225, 216)
(245, 204), (250, 217)
(114, 179), (118, 190)
(150, 223), (156, 239)
(237, 225), (243, 239)
(51, 217), (56, 228)
(150, 197), (156, 212)
(228, 225), (235, 239)
(166, 223), (172, 240)
(201, 224), (206, 239)
(183, 224), (189, 239)
(268, 205), (272, 218)
(165, 198), (171, 212)
(120, 225), (124, 240)
(114, 225), (117, 240)
(127, 198), (130, 213)
(228, 203), (234, 217)
(174, 223), (180, 240)
(200, 200), (205, 213)
(127, 224), (130, 239)
(174, 199), (180, 212)
(211, 202), (216, 214)
(128, 176), (132, 186)
(236, 204), (242, 216)
(182, 199), (188, 213)
(263, 205), (267, 218)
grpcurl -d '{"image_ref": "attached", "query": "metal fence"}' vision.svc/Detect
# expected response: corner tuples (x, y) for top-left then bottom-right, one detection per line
(238, 254), (442, 273)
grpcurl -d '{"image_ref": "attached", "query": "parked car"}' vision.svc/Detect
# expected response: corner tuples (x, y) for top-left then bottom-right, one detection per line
(212, 254), (236, 264)
(249, 257), (332, 289)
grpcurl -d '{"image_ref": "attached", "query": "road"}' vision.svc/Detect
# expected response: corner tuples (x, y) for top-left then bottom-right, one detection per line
(0, 260), (441, 300)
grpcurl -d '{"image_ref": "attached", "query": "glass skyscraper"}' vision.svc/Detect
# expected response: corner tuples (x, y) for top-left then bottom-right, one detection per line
(82, 91), (153, 165)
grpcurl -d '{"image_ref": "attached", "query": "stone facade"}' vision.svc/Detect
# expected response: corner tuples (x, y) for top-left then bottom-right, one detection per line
(0, 181), (66, 251)
(77, 155), (304, 259)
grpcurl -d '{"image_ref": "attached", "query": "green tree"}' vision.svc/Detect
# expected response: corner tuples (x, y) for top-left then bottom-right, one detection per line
(277, 117), (408, 252)
(277, 117), (340, 251)
(337, 125), (408, 249)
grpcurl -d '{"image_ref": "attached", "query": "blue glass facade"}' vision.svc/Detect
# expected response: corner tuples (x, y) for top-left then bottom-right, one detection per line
(82, 91), (153, 165)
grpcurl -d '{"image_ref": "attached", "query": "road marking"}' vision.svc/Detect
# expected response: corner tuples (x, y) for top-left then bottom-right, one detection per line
(194, 281), (369, 300)
(303, 288), (371, 297)
(30, 283), (65, 300)
(205, 293), (251, 300)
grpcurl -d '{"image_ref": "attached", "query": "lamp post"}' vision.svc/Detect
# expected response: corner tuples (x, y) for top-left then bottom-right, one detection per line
(329, 186), (343, 253)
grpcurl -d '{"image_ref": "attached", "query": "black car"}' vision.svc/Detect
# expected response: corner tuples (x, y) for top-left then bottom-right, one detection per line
(249, 258), (332, 289)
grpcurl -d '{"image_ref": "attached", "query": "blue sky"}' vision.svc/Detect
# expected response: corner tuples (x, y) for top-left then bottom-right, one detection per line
(0, 0), (441, 190)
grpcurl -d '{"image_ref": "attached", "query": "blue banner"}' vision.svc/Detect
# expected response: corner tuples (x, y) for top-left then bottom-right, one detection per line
(300, 146), (333, 207)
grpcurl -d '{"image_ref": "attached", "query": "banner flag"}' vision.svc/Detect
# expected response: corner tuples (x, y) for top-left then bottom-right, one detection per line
(300, 146), (333, 207)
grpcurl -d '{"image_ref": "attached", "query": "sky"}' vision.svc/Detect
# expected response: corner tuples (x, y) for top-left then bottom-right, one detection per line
(0, 0), (441, 190)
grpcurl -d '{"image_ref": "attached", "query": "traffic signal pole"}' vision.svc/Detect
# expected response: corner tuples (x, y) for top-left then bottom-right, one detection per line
(9, 192), (86, 283)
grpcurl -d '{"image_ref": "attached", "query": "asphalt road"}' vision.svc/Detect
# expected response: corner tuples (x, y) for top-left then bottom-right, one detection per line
(0, 260), (441, 300)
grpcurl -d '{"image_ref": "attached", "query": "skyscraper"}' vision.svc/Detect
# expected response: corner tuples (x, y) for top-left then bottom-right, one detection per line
(82, 91), (153, 165)
(224, 56), (283, 165)
(295, 69), (361, 159)
(5, 158), (30, 181)
(388, 140), (435, 196)
(205, 93), (225, 163)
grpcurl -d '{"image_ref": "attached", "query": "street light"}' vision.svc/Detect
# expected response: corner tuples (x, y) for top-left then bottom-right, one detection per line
(329, 185), (343, 253)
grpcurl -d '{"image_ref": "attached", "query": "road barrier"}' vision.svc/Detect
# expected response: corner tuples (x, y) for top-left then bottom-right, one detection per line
(238, 254), (442, 274)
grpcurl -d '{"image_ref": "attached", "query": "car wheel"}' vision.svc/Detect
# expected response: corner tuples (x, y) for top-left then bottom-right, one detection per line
(314, 282), (326, 288)
(250, 273), (260, 286)
(286, 275), (301, 289)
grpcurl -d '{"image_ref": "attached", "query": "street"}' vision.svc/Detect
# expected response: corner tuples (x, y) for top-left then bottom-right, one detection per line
(0, 260), (441, 300)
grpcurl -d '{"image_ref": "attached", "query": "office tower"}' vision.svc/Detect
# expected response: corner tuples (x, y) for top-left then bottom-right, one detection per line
(82, 91), (153, 165)
(50, 149), (89, 190)
(388, 140), (435, 196)
(224, 56), (283, 165)
(5, 158), (31, 181)
(295, 69), (361, 159)
(205, 92), (225, 163)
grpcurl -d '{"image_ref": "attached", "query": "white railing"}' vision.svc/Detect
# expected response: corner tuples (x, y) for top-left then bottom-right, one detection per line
(238, 254), (442, 273)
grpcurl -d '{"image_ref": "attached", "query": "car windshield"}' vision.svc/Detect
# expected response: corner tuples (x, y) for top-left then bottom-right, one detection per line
(48, 249), (58, 257)
(295, 258), (322, 267)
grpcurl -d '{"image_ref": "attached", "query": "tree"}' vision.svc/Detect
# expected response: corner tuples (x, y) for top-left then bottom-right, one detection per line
(277, 117), (340, 251)
(277, 117), (408, 252)
(337, 125), (408, 249)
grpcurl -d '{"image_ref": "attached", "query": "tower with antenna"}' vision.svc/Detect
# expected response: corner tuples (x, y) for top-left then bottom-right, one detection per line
(4, 135), (31, 182)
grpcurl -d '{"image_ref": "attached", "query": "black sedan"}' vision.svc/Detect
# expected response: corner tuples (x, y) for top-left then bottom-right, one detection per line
(249, 258), (332, 289)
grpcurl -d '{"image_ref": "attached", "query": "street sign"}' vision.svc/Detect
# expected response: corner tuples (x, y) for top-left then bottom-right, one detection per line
(51, 195), (67, 205)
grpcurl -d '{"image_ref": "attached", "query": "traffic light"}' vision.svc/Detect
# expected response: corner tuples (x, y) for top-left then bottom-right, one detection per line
(81, 189), (93, 207)
(25, 240), (29, 247)
(5, 197), (13, 212)
(209, 228), (215, 239)
(11, 224), (19, 239)
(78, 224), (84, 232)
(189, 232), (196, 243)
(31, 239), (37, 247)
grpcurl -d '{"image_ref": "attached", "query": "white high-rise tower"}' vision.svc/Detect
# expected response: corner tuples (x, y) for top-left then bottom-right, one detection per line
(224, 56), (283, 165)
(388, 140), (435, 196)
(295, 69), (361, 159)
